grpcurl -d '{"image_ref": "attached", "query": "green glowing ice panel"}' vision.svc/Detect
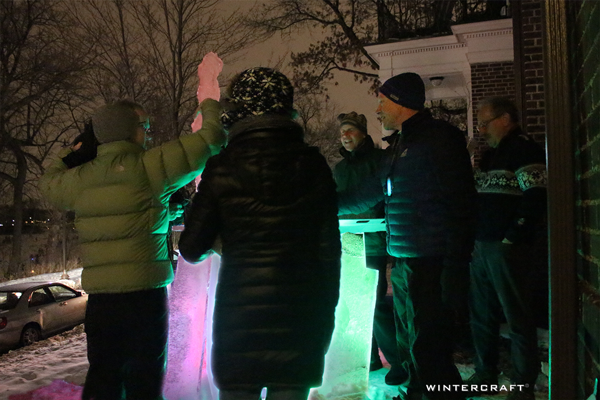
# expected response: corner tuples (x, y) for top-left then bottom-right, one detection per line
(310, 233), (378, 400)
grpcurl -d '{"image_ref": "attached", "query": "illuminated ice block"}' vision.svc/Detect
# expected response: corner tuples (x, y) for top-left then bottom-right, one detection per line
(165, 219), (384, 400)
(309, 219), (383, 400)
(164, 243), (220, 400)
(199, 254), (221, 400)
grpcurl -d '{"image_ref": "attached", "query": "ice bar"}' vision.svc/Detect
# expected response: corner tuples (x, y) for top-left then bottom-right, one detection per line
(164, 219), (385, 400)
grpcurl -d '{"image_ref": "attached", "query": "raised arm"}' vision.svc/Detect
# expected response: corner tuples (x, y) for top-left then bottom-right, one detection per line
(143, 98), (226, 200)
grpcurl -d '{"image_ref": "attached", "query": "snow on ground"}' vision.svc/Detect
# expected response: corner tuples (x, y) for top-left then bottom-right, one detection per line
(0, 269), (549, 400)
(0, 325), (87, 399)
(0, 269), (86, 400)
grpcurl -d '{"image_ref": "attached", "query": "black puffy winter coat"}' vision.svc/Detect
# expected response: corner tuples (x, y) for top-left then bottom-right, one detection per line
(334, 135), (387, 257)
(338, 111), (476, 266)
(179, 114), (341, 391)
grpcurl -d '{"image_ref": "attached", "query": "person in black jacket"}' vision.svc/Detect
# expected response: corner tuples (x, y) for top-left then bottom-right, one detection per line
(333, 111), (404, 385)
(338, 72), (476, 400)
(465, 97), (546, 400)
(178, 67), (341, 400)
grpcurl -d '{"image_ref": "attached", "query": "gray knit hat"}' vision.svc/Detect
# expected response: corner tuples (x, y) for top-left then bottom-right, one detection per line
(337, 112), (367, 134)
(92, 103), (139, 144)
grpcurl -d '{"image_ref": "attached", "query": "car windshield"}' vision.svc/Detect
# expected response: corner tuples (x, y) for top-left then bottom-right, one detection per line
(0, 291), (23, 310)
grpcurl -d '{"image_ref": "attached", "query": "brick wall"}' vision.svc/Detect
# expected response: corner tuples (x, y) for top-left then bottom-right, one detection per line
(469, 0), (546, 166)
(567, 0), (600, 397)
(470, 61), (515, 166)
(520, 0), (546, 144)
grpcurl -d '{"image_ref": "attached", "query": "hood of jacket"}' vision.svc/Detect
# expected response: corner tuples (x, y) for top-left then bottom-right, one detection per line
(224, 114), (320, 206)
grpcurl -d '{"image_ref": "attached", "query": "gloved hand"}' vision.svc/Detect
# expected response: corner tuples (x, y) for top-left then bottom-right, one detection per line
(61, 121), (99, 168)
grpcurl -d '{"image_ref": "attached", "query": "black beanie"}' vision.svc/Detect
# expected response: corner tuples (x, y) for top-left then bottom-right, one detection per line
(221, 67), (294, 129)
(378, 72), (425, 110)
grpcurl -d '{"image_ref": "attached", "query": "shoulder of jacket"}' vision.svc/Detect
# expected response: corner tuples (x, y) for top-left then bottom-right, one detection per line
(506, 133), (544, 155)
(334, 157), (349, 169)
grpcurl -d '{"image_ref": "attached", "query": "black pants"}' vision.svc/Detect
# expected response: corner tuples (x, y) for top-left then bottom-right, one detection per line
(441, 260), (471, 349)
(469, 241), (539, 385)
(391, 257), (464, 400)
(82, 287), (168, 400)
(368, 255), (402, 369)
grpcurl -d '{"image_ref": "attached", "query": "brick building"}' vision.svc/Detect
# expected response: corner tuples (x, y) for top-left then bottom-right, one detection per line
(367, 0), (600, 398)
(544, 0), (600, 398)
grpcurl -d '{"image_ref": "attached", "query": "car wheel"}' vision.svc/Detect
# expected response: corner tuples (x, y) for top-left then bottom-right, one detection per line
(20, 325), (41, 347)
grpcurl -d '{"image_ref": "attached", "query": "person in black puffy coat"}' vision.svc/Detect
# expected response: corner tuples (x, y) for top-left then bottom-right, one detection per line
(338, 72), (476, 400)
(179, 67), (341, 400)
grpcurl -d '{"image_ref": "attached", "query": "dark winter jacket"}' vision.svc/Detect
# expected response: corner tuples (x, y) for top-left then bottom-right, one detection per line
(334, 135), (387, 257)
(474, 127), (547, 243)
(338, 111), (476, 266)
(179, 114), (341, 391)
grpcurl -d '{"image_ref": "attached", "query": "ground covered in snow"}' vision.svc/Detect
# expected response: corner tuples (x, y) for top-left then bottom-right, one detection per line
(0, 325), (87, 399)
(0, 335), (549, 400)
(0, 269), (549, 400)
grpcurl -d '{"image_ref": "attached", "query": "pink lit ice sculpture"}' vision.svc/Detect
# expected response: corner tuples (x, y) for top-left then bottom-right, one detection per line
(164, 250), (221, 400)
(191, 52), (223, 133)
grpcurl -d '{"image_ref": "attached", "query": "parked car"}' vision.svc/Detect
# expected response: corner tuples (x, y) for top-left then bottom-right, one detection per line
(0, 281), (87, 351)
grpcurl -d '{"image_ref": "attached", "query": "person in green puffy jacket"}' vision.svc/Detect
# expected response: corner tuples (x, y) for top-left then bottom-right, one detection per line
(39, 98), (225, 400)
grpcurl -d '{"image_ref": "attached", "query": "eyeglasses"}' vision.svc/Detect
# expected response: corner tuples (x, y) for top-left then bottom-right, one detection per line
(139, 121), (151, 134)
(477, 115), (501, 130)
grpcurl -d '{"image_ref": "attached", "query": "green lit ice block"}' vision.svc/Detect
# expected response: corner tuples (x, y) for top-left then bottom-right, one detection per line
(309, 219), (384, 400)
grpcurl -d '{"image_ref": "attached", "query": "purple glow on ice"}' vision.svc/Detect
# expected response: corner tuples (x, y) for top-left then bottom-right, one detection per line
(164, 255), (220, 400)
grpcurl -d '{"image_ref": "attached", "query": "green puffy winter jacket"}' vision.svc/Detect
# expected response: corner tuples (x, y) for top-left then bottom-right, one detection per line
(39, 99), (225, 294)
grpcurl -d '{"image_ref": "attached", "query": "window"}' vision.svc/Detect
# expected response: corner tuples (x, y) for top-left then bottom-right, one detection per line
(0, 291), (22, 310)
(29, 289), (53, 307)
(48, 285), (77, 302)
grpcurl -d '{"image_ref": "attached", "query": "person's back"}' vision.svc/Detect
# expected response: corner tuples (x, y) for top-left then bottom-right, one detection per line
(39, 97), (225, 400)
(203, 117), (339, 267)
(40, 100), (223, 293)
(179, 68), (341, 400)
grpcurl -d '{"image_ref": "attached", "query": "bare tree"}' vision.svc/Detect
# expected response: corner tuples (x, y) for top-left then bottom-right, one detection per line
(69, 0), (270, 145)
(249, 0), (493, 95)
(296, 93), (342, 168)
(0, 0), (91, 276)
(250, 0), (380, 95)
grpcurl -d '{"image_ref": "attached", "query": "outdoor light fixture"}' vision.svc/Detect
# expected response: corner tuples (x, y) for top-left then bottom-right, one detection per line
(429, 76), (444, 87)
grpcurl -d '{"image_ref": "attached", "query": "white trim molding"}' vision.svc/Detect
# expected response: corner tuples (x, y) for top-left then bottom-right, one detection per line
(366, 18), (514, 136)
